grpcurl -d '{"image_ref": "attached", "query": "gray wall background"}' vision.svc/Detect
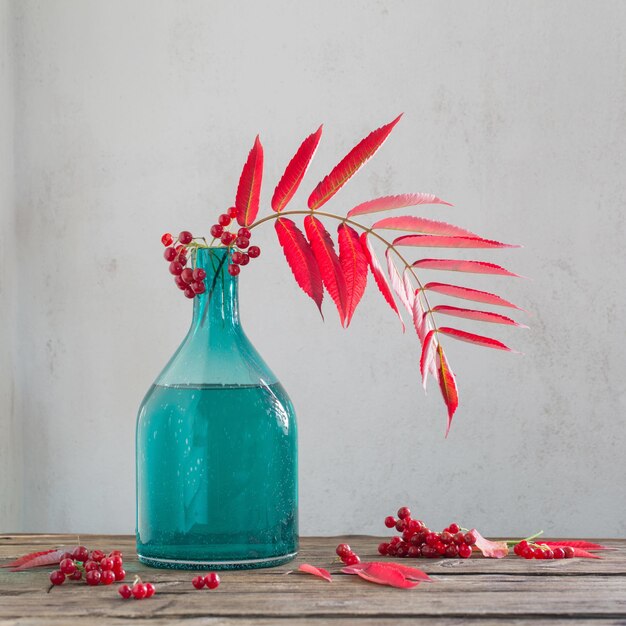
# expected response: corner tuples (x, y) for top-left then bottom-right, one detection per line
(1, 0), (625, 537)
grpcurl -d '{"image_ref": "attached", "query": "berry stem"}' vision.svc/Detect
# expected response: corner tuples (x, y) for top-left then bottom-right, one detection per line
(506, 530), (544, 547)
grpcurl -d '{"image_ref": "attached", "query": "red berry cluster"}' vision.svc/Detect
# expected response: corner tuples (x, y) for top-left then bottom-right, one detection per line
(191, 572), (220, 590)
(209, 207), (261, 276)
(378, 507), (476, 559)
(335, 543), (361, 566)
(49, 546), (126, 587)
(161, 231), (207, 299)
(513, 540), (574, 560)
(118, 577), (156, 600)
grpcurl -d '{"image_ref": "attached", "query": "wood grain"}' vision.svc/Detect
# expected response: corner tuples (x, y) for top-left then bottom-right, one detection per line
(1, 535), (625, 625)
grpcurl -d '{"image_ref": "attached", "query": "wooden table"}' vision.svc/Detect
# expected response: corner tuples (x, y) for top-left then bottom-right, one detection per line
(1, 535), (625, 624)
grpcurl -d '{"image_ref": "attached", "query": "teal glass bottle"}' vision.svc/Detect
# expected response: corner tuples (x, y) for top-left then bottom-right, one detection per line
(136, 247), (298, 569)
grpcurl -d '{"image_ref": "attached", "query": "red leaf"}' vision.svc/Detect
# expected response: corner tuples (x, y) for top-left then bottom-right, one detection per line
(275, 218), (323, 315)
(304, 215), (347, 322)
(424, 282), (524, 310)
(297, 563), (333, 581)
(235, 135), (264, 227)
(337, 224), (368, 327)
(1, 549), (57, 569)
(432, 305), (527, 328)
(347, 193), (451, 218)
(413, 258), (521, 277)
(360, 232), (404, 330)
(343, 564), (419, 589)
(420, 329), (437, 389)
(394, 234), (520, 249)
(438, 327), (517, 352)
(385, 249), (413, 315)
(308, 115), (402, 210)
(344, 561), (431, 582)
(437, 346), (458, 437)
(568, 548), (602, 559)
(272, 126), (323, 212)
(373, 216), (477, 237)
(8, 548), (71, 571)
(537, 541), (611, 551)
(472, 529), (509, 558)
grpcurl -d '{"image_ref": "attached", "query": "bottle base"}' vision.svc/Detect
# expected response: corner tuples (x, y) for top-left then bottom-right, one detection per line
(137, 551), (298, 570)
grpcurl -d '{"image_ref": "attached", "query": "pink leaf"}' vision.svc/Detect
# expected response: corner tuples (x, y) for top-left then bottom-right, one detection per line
(538, 541), (611, 551)
(432, 305), (527, 328)
(373, 216), (477, 238)
(395, 235), (520, 249)
(347, 193), (451, 218)
(438, 327), (517, 352)
(420, 329), (437, 389)
(338, 224), (368, 327)
(385, 249), (413, 315)
(9, 548), (72, 571)
(1, 549), (58, 569)
(275, 218), (324, 315)
(297, 563), (333, 582)
(437, 346), (458, 437)
(308, 115), (402, 210)
(360, 232), (404, 330)
(472, 529), (509, 558)
(424, 282), (524, 310)
(344, 561), (431, 582)
(412, 258), (521, 277)
(272, 126), (323, 212)
(304, 215), (347, 322)
(343, 564), (419, 589)
(235, 135), (264, 227)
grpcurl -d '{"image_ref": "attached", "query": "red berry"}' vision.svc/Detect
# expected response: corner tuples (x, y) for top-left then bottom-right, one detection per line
(553, 547), (565, 559)
(101, 570), (115, 585)
(49, 570), (65, 585)
(192, 268), (206, 281)
(458, 543), (472, 559)
(184, 287), (196, 299)
(521, 546), (534, 559)
(118, 584), (132, 599)
(232, 251), (244, 264)
(397, 507), (411, 520)
(386, 544), (397, 556)
(191, 281), (206, 294)
(144, 582), (156, 598)
(409, 533), (422, 546)
(336, 543), (351, 558)
(407, 545), (420, 558)
(435, 541), (447, 555)
(448, 523), (460, 534)
(179, 231), (193, 244)
(440, 531), (453, 544)
(69, 570), (82, 581)
(169, 261), (183, 275)
(421, 545), (436, 558)
(59, 558), (76, 575)
(563, 547), (575, 558)
(210, 224), (224, 238)
(343, 552), (360, 566)
(228, 264), (240, 276)
(238, 227), (251, 238)
(396, 542), (408, 557)
(425, 533), (438, 547)
(407, 519), (422, 532)
(161, 233), (173, 246)
(205, 572), (220, 589)
(464, 531), (477, 546)
(543, 549), (554, 560)
(445, 544), (459, 558)
(132, 583), (147, 599)
(175, 275), (187, 290)
(384, 516), (396, 528)
(239, 253), (250, 266)
(235, 236), (249, 249)
(218, 214), (231, 227)
(84, 560), (100, 572)
(164, 247), (177, 261)
(227, 206), (238, 218)
(114, 568), (126, 581)
(101, 557), (114, 571)
(58, 552), (73, 561)
(110, 555), (123, 569)
(389, 536), (402, 546)
(180, 268), (193, 283)
(248, 245), (260, 258)
(86, 570), (102, 586)
(534, 548), (545, 559)
(221, 232), (235, 245)
(192, 576), (205, 589)
(90, 550), (105, 562)
(513, 544), (522, 556)
(72, 546), (89, 562)
(377, 542), (389, 555)
(179, 254), (188, 266)
(395, 519), (406, 532)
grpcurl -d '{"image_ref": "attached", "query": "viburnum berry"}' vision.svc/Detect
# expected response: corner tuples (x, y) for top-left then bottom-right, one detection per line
(164, 247), (177, 262)
(72, 546), (89, 562)
(239, 253), (250, 266)
(235, 236), (249, 249)
(228, 264), (240, 276)
(145, 583), (156, 598)
(448, 523), (460, 534)
(181, 268), (194, 283)
(458, 543), (472, 558)
(84, 560), (100, 572)
(384, 516), (396, 528)
(445, 544), (459, 558)
(118, 584), (132, 599)
(192, 268), (206, 281)
(343, 552), (360, 566)
(184, 287), (196, 299)
(407, 545), (420, 558)
(237, 227), (251, 239)
(221, 232), (236, 245)
(50, 570), (65, 586)
(90, 550), (105, 562)
(113, 568), (126, 581)
(563, 547), (575, 558)
(232, 251), (244, 265)
(378, 542), (389, 555)
(68, 570), (82, 581)
(395, 543), (408, 557)
(205, 573), (220, 589)
(191, 281), (206, 294)
(86, 570), (102, 586)
(179, 231), (193, 244)
(101, 570), (116, 585)
(169, 261), (184, 276)
(110, 555), (123, 570)
(227, 206), (238, 218)
(335, 543), (351, 558)
(161, 233), (173, 246)
(218, 214), (231, 227)
(440, 531), (453, 544)
(59, 558), (76, 575)
(397, 507), (411, 520)
(395, 519), (406, 532)
(464, 531), (477, 546)
(132, 583), (147, 599)
(553, 547), (566, 559)
(192, 576), (205, 589)
(100, 557), (114, 571)
(248, 245), (260, 258)
(175, 275), (187, 290)
(210, 224), (224, 238)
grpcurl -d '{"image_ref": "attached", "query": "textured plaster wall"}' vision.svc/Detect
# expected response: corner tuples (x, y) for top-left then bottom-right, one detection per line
(3, 0), (626, 536)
